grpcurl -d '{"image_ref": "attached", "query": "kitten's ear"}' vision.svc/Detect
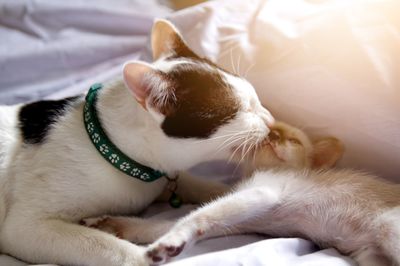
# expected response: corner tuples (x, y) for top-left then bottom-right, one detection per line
(311, 137), (344, 169)
(151, 19), (198, 60)
(123, 61), (154, 109)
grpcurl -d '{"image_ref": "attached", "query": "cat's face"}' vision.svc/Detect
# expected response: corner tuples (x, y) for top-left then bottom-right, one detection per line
(242, 121), (344, 173)
(123, 20), (273, 164)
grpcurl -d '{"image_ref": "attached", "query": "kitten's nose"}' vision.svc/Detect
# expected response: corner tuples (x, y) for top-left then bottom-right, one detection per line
(268, 130), (280, 142)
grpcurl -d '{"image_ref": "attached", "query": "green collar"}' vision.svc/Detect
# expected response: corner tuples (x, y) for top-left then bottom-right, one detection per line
(83, 83), (165, 182)
(83, 83), (182, 208)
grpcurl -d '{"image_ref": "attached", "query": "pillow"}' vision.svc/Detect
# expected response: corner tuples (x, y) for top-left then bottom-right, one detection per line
(164, 0), (400, 181)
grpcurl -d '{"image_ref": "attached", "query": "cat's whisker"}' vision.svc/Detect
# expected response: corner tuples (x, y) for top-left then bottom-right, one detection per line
(205, 128), (265, 161)
(240, 130), (252, 160)
(215, 131), (249, 149)
(244, 62), (256, 79)
(231, 135), (257, 174)
(228, 134), (253, 164)
(252, 140), (261, 165)
(243, 135), (258, 161)
(213, 129), (257, 150)
(227, 139), (245, 163)
(216, 134), (248, 156)
(193, 131), (252, 144)
(230, 48), (237, 75)
(236, 53), (242, 77)
(242, 139), (257, 163)
(194, 131), (257, 161)
(217, 39), (239, 62)
(222, 129), (264, 135)
(224, 137), (248, 163)
(222, 129), (253, 133)
(242, 133), (257, 155)
(242, 138), (254, 160)
(212, 134), (248, 159)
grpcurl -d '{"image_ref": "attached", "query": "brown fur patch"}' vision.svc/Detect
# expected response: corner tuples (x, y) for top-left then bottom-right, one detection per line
(158, 62), (240, 139)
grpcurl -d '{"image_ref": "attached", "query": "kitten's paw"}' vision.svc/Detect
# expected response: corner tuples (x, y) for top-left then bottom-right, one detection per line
(145, 231), (192, 265)
(80, 216), (125, 239)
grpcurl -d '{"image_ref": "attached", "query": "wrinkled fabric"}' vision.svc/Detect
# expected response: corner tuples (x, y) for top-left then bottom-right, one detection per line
(0, 0), (170, 104)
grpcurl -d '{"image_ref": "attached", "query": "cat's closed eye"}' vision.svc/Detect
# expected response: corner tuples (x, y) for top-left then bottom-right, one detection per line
(288, 138), (302, 145)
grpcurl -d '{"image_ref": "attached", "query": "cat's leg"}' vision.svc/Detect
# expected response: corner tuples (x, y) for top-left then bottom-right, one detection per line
(157, 171), (230, 204)
(1, 215), (147, 266)
(83, 215), (175, 244)
(81, 173), (229, 244)
(146, 187), (280, 264)
(80, 171), (229, 243)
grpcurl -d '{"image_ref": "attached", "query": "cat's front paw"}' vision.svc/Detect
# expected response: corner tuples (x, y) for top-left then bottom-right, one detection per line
(80, 215), (125, 239)
(145, 230), (192, 265)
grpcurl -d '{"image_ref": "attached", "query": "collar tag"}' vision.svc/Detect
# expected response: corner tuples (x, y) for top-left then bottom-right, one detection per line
(165, 175), (182, 208)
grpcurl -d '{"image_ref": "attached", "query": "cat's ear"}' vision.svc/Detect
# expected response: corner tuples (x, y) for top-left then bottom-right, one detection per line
(123, 60), (176, 114)
(151, 19), (198, 60)
(311, 137), (344, 169)
(123, 61), (155, 109)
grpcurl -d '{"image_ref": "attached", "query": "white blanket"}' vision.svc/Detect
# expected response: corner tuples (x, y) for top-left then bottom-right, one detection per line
(1, 0), (399, 265)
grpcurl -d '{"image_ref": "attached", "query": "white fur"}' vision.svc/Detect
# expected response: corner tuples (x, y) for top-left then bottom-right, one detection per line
(222, 72), (274, 127)
(0, 58), (269, 266)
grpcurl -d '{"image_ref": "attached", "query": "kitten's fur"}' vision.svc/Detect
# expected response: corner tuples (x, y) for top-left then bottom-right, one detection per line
(0, 20), (273, 266)
(93, 122), (400, 266)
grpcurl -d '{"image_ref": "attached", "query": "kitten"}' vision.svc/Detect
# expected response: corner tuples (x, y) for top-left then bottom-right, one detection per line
(0, 20), (273, 266)
(96, 122), (399, 266)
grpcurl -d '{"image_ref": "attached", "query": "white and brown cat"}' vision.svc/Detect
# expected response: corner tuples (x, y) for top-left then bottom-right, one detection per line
(90, 122), (400, 266)
(0, 19), (273, 266)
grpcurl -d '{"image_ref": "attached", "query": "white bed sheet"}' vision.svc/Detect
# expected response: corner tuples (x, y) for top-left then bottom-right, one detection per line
(1, 0), (398, 265)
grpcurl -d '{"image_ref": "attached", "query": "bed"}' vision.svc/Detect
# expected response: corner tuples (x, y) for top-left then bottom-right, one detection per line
(1, 0), (399, 265)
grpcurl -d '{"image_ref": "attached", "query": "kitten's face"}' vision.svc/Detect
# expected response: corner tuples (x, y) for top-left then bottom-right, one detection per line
(123, 20), (273, 165)
(243, 121), (344, 173)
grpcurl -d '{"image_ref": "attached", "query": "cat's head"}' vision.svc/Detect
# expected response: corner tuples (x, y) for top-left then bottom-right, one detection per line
(122, 20), (274, 167)
(242, 121), (344, 174)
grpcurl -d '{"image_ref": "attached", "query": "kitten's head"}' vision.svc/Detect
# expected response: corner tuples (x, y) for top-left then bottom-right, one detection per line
(123, 20), (273, 167)
(242, 121), (344, 174)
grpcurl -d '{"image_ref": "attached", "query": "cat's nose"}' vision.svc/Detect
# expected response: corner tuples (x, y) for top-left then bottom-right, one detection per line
(259, 108), (275, 127)
(268, 130), (280, 142)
